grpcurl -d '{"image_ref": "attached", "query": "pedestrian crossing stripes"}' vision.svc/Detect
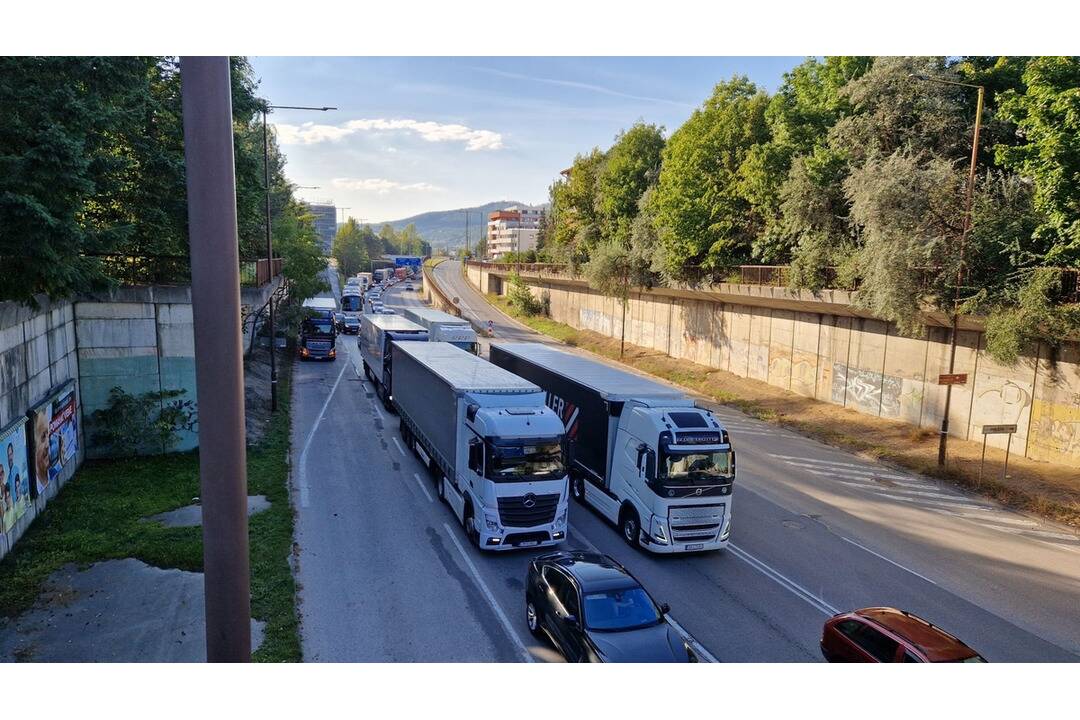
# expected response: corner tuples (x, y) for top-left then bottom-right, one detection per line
(771, 454), (1080, 549)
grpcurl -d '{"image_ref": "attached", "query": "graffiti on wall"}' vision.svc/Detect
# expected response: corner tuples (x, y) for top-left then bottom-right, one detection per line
(831, 363), (901, 417)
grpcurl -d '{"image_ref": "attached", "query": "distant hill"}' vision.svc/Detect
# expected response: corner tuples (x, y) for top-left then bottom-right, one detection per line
(376, 201), (545, 250)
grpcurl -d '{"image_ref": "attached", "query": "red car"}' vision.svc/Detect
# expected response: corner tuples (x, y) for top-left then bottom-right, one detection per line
(821, 607), (986, 663)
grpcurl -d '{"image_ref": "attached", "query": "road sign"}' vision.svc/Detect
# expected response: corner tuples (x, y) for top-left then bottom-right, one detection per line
(982, 424), (1018, 435)
(938, 373), (968, 386)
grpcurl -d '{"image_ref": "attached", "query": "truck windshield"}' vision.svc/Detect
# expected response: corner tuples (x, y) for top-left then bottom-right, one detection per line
(486, 442), (564, 482)
(341, 296), (363, 312)
(303, 318), (334, 336)
(661, 449), (734, 484)
(452, 341), (480, 355)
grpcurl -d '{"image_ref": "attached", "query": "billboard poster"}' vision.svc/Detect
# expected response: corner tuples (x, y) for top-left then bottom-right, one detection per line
(28, 381), (79, 498)
(0, 417), (31, 534)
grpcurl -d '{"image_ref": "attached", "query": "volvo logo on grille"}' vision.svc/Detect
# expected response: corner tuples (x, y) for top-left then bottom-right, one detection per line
(522, 493), (537, 508)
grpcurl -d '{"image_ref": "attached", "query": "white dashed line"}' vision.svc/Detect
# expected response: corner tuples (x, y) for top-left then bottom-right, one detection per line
(392, 436), (406, 457)
(412, 472), (434, 503)
(841, 536), (938, 585)
(443, 523), (534, 663)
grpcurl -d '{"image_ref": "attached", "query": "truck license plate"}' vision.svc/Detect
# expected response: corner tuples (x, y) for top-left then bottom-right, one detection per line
(685, 543), (704, 551)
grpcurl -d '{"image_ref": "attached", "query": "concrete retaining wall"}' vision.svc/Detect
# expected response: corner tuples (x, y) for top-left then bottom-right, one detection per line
(0, 296), (84, 557)
(465, 265), (1080, 468)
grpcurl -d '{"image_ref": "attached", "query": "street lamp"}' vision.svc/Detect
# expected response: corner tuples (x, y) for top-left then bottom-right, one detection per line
(911, 74), (985, 466)
(262, 103), (336, 412)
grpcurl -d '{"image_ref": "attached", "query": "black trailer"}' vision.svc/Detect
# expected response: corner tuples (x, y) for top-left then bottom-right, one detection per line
(490, 343), (687, 485)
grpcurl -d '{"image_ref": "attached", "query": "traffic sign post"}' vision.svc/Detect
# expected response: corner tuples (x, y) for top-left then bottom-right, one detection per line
(980, 424), (1017, 483)
(938, 373), (968, 386)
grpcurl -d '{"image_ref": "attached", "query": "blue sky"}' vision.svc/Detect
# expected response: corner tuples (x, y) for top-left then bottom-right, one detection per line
(250, 57), (804, 223)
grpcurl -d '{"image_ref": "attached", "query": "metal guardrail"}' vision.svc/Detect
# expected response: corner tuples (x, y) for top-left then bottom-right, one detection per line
(85, 253), (283, 287)
(422, 262), (462, 318)
(466, 261), (1080, 302)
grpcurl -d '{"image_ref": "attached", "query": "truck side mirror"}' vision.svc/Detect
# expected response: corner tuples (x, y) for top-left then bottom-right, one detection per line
(644, 451), (656, 481)
(468, 440), (483, 474)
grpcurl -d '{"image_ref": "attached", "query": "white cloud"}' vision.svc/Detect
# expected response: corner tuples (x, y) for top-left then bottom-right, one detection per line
(275, 117), (504, 151)
(331, 177), (442, 195)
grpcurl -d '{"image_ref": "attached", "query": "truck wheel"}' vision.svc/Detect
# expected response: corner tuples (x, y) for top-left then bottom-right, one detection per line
(464, 504), (480, 547)
(526, 596), (543, 639)
(620, 507), (641, 548)
(570, 476), (585, 504)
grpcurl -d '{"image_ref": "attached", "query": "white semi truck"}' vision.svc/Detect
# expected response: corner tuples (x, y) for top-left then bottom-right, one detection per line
(393, 342), (570, 551)
(490, 343), (734, 554)
(403, 307), (480, 355)
(359, 314), (428, 409)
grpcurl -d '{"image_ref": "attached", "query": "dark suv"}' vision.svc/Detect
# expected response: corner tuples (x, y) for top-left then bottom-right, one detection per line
(821, 607), (986, 662)
(525, 551), (699, 662)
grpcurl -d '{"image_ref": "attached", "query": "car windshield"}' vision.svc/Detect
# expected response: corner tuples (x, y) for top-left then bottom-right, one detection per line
(486, 442), (564, 481)
(583, 587), (661, 631)
(662, 450), (734, 485)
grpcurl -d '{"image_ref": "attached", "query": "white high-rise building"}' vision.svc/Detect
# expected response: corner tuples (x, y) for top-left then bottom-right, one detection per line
(486, 206), (543, 260)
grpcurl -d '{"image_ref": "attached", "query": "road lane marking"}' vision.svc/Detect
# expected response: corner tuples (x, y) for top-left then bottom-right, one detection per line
(392, 436), (406, 457)
(840, 536), (938, 585)
(373, 399), (386, 422)
(443, 522), (534, 663)
(665, 616), (720, 663)
(298, 360), (350, 508)
(412, 472), (434, 503)
(729, 544), (839, 616)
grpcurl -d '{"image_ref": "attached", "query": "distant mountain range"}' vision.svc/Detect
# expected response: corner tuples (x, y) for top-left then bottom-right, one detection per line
(375, 201), (545, 250)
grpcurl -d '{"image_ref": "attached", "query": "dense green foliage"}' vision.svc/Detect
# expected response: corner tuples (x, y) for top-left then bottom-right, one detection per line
(89, 386), (197, 457)
(0, 56), (319, 305)
(544, 56), (1080, 362)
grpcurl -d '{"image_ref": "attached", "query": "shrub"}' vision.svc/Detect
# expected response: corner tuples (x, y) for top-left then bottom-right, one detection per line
(90, 387), (198, 457)
(507, 272), (544, 316)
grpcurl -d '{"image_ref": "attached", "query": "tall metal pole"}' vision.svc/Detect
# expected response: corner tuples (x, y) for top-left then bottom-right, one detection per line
(262, 108), (278, 412)
(180, 56), (252, 662)
(937, 84), (984, 467)
(465, 211), (470, 258)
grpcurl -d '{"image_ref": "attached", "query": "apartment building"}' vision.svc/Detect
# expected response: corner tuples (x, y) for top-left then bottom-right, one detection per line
(486, 206), (543, 259)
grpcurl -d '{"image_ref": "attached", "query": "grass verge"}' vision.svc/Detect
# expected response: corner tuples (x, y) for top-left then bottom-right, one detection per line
(484, 294), (1080, 530)
(0, 358), (301, 661)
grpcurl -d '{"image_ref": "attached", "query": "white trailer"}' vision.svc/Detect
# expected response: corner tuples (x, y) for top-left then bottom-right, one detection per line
(403, 307), (480, 355)
(393, 342), (569, 551)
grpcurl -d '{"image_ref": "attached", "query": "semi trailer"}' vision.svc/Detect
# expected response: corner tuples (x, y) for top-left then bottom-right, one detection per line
(393, 342), (569, 551)
(490, 343), (734, 553)
(403, 307), (480, 355)
(359, 314), (428, 409)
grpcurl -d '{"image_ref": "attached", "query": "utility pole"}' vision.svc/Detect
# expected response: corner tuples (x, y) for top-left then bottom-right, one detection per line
(180, 55), (251, 662)
(912, 74), (984, 467)
(261, 103), (335, 412)
(464, 211), (470, 259)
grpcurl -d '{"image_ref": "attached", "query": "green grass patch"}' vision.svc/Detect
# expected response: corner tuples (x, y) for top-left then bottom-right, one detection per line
(0, 359), (301, 662)
(486, 294), (582, 345)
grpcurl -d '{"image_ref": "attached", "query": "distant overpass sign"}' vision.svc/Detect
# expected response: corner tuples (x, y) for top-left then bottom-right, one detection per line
(982, 424), (1017, 435)
(938, 373), (968, 386)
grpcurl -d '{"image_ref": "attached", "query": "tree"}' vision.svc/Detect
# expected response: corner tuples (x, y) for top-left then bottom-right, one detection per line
(995, 56), (1080, 265)
(597, 123), (665, 248)
(332, 218), (368, 277)
(653, 77), (771, 282)
(548, 148), (606, 268)
(275, 198), (328, 302)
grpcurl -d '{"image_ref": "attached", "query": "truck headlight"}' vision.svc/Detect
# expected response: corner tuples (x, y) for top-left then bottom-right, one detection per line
(720, 515), (732, 541)
(556, 508), (567, 527)
(484, 512), (500, 532)
(651, 516), (668, 544)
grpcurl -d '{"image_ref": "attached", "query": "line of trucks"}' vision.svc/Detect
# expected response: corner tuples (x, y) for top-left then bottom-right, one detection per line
(364, 326), (736, 553)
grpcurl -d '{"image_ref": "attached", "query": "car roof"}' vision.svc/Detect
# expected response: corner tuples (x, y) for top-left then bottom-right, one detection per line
(539, 551), (640, 592)
(853, 608), (978, 661)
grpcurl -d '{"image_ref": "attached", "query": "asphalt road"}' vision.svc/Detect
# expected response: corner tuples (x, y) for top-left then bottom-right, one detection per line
(289, 264), (1080, 662)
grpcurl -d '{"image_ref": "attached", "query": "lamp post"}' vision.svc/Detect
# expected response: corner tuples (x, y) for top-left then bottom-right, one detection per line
(262, 103), (335, 412)
(911, 74), (985, 466)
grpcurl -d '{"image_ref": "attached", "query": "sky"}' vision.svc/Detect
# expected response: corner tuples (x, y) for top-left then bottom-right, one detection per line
(250, 57), (804, 224)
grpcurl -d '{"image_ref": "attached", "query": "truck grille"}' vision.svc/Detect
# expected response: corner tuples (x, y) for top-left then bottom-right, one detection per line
(668, 503), (725, 543)
(307, 340), (332, 351)
(497, 493), (559, 528)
